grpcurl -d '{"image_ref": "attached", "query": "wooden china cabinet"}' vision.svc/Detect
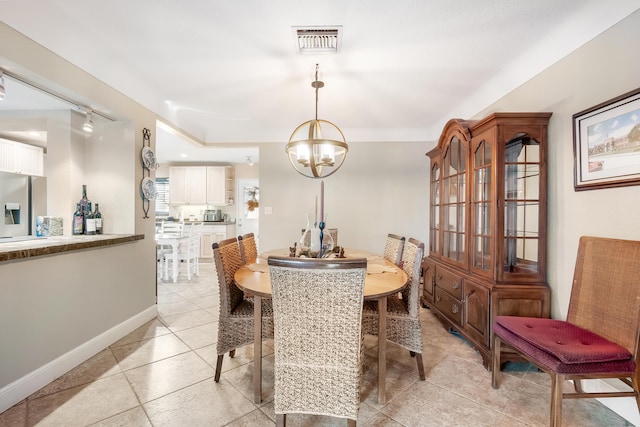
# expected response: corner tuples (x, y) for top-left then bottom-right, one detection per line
(422, 112), (552, 368)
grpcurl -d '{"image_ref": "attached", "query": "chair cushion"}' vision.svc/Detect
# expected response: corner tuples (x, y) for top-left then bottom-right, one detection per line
(495, 316), (632, 364)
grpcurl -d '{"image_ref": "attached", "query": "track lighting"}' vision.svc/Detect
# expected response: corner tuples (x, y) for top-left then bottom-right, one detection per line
(246, 156), (254, 166)
(83, 111), (94, 133)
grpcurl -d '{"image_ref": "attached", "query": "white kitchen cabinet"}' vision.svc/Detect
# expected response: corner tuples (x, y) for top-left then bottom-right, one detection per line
(206, 166), (234, 205)
(169, 166), (207, 204)
(200, 224), (228, 258)
(0, 138), (44, 176)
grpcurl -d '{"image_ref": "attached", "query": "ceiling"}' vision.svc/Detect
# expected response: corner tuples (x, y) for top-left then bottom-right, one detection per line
(1, 1), (638, 164)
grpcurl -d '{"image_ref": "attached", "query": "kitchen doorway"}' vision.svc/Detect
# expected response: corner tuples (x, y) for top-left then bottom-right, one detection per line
(236, 179), (259, 250)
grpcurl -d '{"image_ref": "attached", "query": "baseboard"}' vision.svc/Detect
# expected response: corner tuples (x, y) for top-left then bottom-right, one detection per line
(583, 379), (639, 425)
(0, 305), (157, 414)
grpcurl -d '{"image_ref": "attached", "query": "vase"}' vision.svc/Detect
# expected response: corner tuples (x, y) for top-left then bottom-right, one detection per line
(298, 213), (334, 258)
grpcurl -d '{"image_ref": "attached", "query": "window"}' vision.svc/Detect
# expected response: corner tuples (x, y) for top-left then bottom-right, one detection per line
(155, 177), (170, 216)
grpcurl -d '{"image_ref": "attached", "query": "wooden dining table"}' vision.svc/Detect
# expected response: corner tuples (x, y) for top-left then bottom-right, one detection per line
(234, 248), (408, 405)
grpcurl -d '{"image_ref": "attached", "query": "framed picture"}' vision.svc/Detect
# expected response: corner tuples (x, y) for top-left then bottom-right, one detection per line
(573, 87), (640, 190)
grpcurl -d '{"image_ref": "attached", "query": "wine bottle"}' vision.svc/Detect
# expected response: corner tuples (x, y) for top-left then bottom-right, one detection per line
(72, 203), (84, 235)
(94, 203), (103, 234)
(79, 184), (90, 217)
(85, 202), (97, 235)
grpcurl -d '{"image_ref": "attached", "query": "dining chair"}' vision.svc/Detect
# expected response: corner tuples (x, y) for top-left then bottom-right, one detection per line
(492, 236), (640, 427)
(161, 220), (184, 235)
(213, 237), (274, 382)
(157, 221), (185, 276)
(383, 233), (405, 266)
(163, 222), (201, 281)
(363, 237), (426, 380)
(238, 232), (258, 264)
(267, 256), (368, 426)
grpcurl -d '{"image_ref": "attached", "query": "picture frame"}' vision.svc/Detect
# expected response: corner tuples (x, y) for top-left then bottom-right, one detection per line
(573, 87), (640, 191)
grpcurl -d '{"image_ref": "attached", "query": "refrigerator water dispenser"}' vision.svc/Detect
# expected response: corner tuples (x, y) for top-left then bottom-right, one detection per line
(5, 203), (20, 224)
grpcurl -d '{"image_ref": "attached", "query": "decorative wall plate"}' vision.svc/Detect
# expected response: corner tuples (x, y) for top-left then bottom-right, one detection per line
(141, 146), (157, 170)
(141, 177), (156, 200)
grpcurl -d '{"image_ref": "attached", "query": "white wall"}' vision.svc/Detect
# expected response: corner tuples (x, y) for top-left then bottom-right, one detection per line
(259, 140), (431, 253)
(474, 10), (640, 424)
(0, 21), (159, 413)
(475, 9), (640, 320)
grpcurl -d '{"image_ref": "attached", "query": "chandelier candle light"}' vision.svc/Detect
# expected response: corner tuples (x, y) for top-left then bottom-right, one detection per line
(319, 180), (325, 255)
(286, 64), (348, 178)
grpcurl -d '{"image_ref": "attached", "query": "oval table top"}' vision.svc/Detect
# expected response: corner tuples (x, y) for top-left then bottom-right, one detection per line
(234, 248), (408, 300)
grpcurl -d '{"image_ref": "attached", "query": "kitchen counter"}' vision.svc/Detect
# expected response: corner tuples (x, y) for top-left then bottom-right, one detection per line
(188, 220), (236, 225)
(0, 234), (144, 262)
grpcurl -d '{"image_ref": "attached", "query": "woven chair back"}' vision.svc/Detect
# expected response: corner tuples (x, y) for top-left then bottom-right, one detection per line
(384, 233), (405, 265)
(400, 238), (425, 318)
(568, 236), (640, 355)
(267, 256), (367, 421)
(239, 233), (258, 264)
(213, 237), (244, 317)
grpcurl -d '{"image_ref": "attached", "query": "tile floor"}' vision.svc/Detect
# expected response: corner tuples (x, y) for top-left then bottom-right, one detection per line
(0, 261), (634, 426)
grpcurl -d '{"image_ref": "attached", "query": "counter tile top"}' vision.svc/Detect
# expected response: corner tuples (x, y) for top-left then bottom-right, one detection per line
(0, 234), (144, 262)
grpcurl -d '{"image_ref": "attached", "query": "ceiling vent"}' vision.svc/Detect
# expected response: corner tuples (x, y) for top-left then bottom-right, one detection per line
(293, 26), (342, 54)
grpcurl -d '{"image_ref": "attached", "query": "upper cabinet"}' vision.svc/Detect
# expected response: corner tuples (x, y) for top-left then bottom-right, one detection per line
(169, 165), (234, 205)
(206, 166), (234, 205)
(169, 166), (207, 205)
(0, 138), (44, 176)
(423, 112), (552, 367)
(427, 113), (551, 282)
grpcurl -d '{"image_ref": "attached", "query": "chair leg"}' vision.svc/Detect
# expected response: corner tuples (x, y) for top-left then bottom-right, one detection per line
(634, 370), (640, 413)
(347, 418), (356, 427)
(550, 373), (564, 427)
(214, 355), (224, 382)
(276, 414), (286, 426)
(229, 349), (236, 358)
(415, 352), (425, 380)
(492, 333), (502, 388)
(573, 379), (584, 393)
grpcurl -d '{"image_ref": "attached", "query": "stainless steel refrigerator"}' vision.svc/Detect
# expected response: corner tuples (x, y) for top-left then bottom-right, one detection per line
(0, 171), (47, 238)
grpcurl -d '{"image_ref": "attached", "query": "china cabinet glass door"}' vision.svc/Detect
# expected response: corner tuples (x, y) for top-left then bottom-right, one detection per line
(503, 135), (540, 275)
(429, 163), (440, 254)
(472, 139), (492, 273)
(442, 136), (466, 264)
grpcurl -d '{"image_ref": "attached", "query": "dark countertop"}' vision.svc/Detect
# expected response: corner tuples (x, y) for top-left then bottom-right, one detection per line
(0, 234), (145, 263)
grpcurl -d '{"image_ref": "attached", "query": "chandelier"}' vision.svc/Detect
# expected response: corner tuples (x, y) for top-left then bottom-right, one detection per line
(286, 64), (348, 178)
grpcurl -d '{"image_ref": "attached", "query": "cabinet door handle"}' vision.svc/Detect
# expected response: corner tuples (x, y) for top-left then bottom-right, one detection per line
(436, 295), (442, 302)
(437, 274), (443, 280)
(452, 303), (459, 314)
(452, 281), (459, 289)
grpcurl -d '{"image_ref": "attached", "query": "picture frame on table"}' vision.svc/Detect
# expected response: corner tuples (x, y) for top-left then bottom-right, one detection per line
(573, 87), (640, 191)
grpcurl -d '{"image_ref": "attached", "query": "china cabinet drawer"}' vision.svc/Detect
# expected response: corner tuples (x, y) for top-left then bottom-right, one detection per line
(434, 267), (463, 300)
(433, 287), (463, 325)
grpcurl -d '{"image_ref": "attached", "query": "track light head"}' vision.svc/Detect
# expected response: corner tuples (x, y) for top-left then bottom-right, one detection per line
(83, 111), (94, 133)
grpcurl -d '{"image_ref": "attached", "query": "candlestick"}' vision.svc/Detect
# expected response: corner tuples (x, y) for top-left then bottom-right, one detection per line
(320, 180), (324, 222)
